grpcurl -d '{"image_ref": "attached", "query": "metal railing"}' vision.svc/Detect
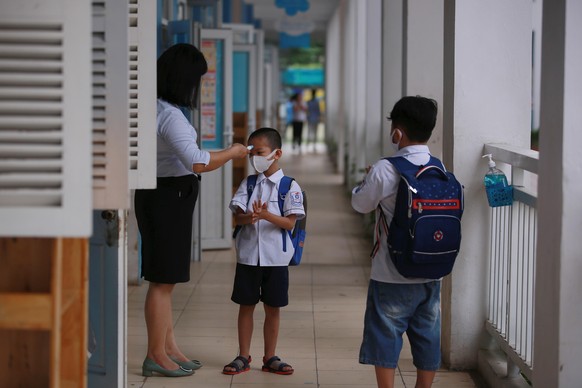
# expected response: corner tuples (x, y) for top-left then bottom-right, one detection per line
(483, 143), (539, 382)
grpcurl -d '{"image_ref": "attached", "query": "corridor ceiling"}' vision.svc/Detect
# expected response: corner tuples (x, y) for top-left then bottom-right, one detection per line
(243, 0), (340, 45)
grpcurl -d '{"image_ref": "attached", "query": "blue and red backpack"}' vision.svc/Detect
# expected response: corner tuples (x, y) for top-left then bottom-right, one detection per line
(383, 156), (464, 279)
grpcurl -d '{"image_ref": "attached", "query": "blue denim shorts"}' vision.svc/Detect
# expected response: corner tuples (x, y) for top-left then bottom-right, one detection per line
(359, 279), (441, 370)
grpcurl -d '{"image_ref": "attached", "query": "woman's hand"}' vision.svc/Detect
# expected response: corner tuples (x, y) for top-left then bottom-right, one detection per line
(230, 143), (250, 159)
(194, 143), (249, 173)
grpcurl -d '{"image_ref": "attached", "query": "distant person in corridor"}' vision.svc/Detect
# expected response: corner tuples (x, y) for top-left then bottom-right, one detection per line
(352, 96), (442, 388)
(134, 43), (249, 378)
(290, 92), (306, 152)
(306, 88), (321, 152)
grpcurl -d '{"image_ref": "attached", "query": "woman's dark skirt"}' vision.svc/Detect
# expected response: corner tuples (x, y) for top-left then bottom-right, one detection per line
(135, 175), (199, 284)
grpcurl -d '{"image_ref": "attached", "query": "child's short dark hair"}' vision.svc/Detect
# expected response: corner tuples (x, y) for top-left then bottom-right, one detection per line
(249, 127), (282, 150)
(157, 43), (208, 108)
(388, 96), (437, 142)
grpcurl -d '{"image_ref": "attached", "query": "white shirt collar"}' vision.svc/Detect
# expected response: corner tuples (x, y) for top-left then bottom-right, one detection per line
(394, 144), (431, 157)
(257, 168), (284, 185)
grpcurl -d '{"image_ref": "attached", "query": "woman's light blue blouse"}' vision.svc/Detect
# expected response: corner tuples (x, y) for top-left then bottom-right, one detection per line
(156, 99), (210, 177)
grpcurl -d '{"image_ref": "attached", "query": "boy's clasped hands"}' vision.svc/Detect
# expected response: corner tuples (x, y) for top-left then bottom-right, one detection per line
(250, 200), (268, 224)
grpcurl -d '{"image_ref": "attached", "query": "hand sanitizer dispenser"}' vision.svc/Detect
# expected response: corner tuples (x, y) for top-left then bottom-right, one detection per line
(482, 154), (513, 207)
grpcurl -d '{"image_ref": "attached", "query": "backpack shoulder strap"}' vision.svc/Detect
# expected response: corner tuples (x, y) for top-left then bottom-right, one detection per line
(427, 156), (445, 170)
(385, 156), (417, 174)
(278, 176), (295, 252)
(246, 174), (258, 201)
(233, 174), (259, 239)
(278, 176), (294, 215)
(386, 155), (444, 173)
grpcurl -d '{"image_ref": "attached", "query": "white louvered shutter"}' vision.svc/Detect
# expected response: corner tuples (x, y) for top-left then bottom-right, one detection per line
(128, 0), (157, 189)
(0, 0), (92, 237)
(92, 0), (130, 209)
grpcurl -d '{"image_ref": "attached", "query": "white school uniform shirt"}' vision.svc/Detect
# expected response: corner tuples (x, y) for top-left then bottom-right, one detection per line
(157, 99), (210, 177)
(351, 145), (437, 284)
(230, 169), (305, 266)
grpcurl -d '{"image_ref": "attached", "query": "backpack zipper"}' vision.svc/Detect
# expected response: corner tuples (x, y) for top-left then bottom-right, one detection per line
(401, 176), (416, 218)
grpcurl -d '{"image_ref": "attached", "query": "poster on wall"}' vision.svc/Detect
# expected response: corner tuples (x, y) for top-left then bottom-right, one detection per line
(201, 40), (217, 141)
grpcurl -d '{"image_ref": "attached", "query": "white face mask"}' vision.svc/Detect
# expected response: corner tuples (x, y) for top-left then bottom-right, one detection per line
(390, 128), (402, 152)
(251, 149), (278, 173)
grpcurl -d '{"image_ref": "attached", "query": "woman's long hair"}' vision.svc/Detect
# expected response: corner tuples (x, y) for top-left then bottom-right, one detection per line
(157, 43), (208, 109)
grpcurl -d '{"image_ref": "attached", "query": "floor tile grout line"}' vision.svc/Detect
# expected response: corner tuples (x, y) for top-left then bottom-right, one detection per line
(173, 256), (214, 327)
(397, 364), (407, 387)
(310, 264), (320, 388)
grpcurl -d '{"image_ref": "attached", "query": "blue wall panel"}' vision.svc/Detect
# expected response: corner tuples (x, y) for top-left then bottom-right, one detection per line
(233, 51), (249, 113)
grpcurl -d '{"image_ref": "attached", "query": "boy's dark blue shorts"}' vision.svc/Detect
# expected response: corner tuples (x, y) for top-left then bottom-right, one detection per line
(231, 263), (289, 307)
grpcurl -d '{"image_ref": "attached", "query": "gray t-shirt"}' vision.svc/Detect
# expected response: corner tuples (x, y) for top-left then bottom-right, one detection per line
(156, 99), (210, 177)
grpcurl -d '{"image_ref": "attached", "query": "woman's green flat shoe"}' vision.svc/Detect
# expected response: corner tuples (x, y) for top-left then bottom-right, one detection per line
(142, 357), (194, 377)
(171, 357), (203, 371)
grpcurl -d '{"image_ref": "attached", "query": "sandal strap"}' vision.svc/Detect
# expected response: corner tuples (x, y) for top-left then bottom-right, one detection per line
(225, 355), (250, 372)
(264, 356), (292, 371)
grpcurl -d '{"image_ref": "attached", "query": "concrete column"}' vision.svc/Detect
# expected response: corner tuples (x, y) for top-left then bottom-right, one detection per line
(344, 0), (357, 184)
(381, 0), (404, 151)
(364, 0), (383, 165)
(325, 1), (346, 173)
(442, 0), (532, 369)
(532, 0), (543, 133)
(351, 0), (382, 184)
(533, 0), (582, 386)
(352, 0), (367, 185)
(405, 0), (444, 158)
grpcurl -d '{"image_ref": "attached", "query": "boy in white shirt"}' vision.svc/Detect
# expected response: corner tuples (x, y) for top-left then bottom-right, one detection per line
(223, 127), (305, 376)
(352, 96), (442, 388)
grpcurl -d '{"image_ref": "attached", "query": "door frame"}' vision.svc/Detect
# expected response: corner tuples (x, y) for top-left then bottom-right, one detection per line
(200, 28), (234, 249)
(233, 44), (257, 174)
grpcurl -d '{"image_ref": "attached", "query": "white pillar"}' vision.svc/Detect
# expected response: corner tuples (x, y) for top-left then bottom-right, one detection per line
(381, 0), (404, 151)
(344, 0), (357, 184)
(532, 0), (543, 132)
(405, 0), (444, 158)
(352, 0), (367, 184)
(364, 0), (383, 165)
(442, 0), (532, 368)
(325, 2), (345, 172)
(533, 0), (582, 386)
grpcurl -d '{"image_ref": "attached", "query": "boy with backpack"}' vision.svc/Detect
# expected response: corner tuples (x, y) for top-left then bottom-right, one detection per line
(223, 127), (305, 376)
(352, 96), (463, 388)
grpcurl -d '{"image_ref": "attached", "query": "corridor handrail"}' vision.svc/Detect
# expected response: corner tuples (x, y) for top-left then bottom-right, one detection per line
(482, 143), (539, 383)
(483, 143), (538, 174)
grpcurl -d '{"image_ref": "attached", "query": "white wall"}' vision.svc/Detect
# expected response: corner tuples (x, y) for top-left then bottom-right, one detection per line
(442, 0), (532, 369)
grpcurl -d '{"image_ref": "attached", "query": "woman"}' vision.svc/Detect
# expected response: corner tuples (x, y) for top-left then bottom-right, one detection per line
(135, 43), (248, 377)
(290, 92), (306, 152)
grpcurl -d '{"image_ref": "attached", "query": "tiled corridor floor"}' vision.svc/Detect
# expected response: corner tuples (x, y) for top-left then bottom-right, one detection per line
(127, 145), (480, 388)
